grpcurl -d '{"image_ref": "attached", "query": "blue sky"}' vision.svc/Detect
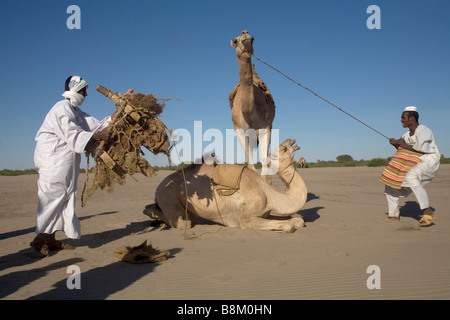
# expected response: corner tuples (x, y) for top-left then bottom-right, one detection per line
(1, 0), (449, 169)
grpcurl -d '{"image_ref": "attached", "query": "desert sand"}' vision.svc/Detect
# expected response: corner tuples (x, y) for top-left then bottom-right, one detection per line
(1, 165), (449, 300)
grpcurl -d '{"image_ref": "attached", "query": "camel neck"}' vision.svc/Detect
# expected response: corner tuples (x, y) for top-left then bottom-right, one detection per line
(266, 167), (307, 215)
(237, 55), (253, 86)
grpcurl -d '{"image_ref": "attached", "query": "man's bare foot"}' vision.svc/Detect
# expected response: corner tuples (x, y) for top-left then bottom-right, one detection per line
(385, 216), (400, 221)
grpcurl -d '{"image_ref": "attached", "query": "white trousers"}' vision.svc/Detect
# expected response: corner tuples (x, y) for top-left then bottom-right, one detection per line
(384, 185), (429, 218)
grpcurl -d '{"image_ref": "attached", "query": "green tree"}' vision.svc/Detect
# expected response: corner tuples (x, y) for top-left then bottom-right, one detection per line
(367, 158), (389, 167)
(336, 154), (354, 162)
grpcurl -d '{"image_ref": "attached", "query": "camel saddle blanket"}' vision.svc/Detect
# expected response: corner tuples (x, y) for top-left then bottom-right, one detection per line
(379, 146), (421, 189)
(212, 164), (245, 196)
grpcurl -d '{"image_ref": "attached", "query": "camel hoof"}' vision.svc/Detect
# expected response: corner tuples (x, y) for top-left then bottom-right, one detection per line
(281, 224), (296, 233)
(290, 217), (305, 229)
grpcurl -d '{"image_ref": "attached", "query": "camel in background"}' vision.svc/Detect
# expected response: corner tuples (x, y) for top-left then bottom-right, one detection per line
(298, 157), (308, 168)
(229, 30), (275, 183)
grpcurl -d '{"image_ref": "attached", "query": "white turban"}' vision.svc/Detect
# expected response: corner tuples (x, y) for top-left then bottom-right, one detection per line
(62, 76), (88, 107)
(404, 106), (417, 112)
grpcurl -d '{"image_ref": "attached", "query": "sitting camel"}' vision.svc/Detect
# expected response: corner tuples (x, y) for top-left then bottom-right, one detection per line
(143, 139), (307, 233)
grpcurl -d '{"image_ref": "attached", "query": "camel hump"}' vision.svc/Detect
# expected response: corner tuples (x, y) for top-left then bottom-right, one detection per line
(253, 71), (275, 108)
(252, 67), (267, 92)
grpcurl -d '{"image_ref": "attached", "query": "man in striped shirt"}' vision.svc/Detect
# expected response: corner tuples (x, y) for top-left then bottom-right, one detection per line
(384, 106), (440, 226)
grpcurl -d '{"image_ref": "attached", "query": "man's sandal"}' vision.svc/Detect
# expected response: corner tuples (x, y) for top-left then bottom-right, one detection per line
(30, 239), (50, 257)
(419, 214), (435, 227)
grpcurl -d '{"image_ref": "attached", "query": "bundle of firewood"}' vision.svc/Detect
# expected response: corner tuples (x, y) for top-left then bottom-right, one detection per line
(81, 85), (172, 206)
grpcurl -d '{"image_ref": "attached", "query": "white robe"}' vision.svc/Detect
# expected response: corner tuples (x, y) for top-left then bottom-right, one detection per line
(401, 124), (440, 188)
(34, 100), (111, 239)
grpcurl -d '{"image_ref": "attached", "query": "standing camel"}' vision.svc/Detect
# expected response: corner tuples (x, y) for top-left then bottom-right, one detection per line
(229, 30), (275, 183)
(298, 157), (308, 168)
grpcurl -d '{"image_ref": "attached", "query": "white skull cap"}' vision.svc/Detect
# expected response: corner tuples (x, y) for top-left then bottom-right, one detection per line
(404, 106), (417, 112)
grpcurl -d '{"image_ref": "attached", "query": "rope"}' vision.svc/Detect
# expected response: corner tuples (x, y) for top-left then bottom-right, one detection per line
(251, 53), (389, 140)
(81, 154), (90, 207)
(169, 130), (190, 240)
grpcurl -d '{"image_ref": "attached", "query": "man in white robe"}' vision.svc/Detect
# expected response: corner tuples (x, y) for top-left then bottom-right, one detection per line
(31, 76), (112, 256)
(384, 106), (440, 226)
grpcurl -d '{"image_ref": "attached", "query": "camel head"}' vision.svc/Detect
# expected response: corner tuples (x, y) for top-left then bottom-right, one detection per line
(231, 30), (254, 57)
(268, 139), (299, 175)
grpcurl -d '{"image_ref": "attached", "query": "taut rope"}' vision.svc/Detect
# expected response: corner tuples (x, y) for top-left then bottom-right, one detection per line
(169, 131), (191, 240)
(251, 53), (389, 140)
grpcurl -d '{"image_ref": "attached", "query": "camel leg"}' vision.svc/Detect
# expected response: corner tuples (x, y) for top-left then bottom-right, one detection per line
(258, 128), (272, 184)
(164, 200), (196, 230)
(245, 135), (257, 170)
(144, 200), (195, 230)
(289, 217), (305, 229)
(236, 128), (256, 170)
(143, 203), (171, 226)
(242, 216), (296, 233)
